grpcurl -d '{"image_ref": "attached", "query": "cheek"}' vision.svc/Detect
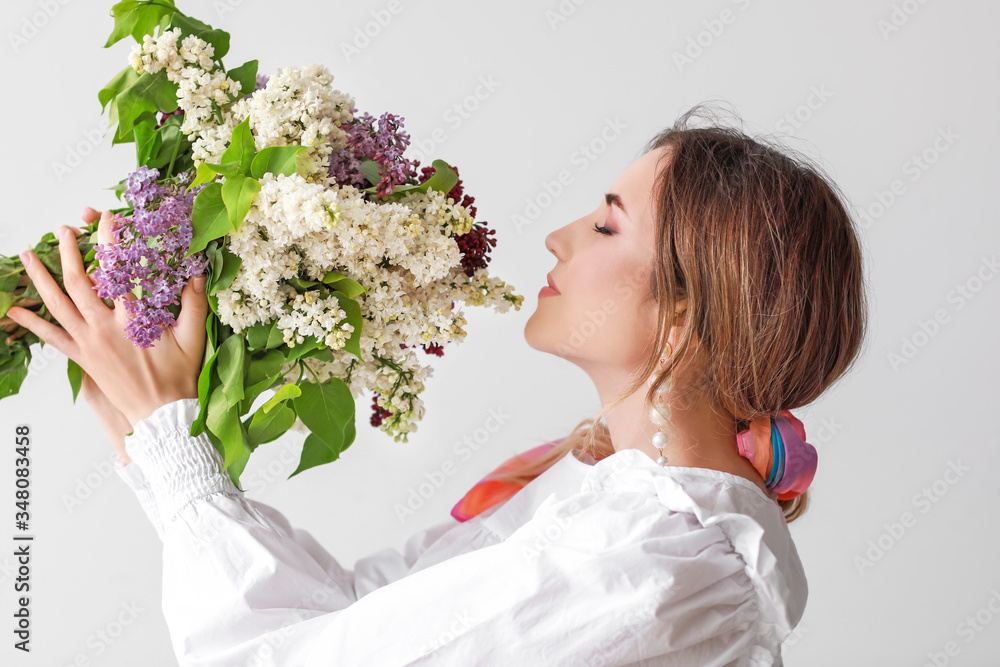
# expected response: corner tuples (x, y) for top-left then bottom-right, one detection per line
(559, 258), (652, 360)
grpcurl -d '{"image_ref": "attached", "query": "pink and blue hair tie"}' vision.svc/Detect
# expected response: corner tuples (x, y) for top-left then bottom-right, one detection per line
(735, 410), (817, 501)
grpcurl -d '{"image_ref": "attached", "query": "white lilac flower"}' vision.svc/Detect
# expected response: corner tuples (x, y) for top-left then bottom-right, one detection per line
(122, 33), (523, 441)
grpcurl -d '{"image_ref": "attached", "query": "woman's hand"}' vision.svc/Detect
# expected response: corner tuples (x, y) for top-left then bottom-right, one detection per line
(6, 207), (209, 428)
(71, 209), (139, 465)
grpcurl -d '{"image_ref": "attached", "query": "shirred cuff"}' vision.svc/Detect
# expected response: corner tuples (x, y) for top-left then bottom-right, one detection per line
(112, 458), (165, 540)
(123, 398), (241, 522)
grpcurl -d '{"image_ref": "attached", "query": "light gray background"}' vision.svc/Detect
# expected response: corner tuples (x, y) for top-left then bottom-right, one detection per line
(1, 1), (998, 665)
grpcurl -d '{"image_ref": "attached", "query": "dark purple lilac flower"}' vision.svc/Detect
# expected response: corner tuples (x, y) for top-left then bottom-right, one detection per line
(327, 109), (418, 197)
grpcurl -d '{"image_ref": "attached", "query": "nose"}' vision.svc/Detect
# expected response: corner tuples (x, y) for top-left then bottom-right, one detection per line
(544, 221), (570, 261)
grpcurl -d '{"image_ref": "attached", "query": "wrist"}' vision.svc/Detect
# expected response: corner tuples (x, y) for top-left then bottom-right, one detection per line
(124, 393), (198, 428)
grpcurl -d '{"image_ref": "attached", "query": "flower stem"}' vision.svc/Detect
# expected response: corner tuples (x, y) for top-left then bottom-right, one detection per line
(166, 131), (183, 178)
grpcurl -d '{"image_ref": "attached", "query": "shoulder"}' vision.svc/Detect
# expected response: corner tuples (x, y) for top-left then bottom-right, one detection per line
(496, 489), (783, 663)
(523, 453), (809, 657)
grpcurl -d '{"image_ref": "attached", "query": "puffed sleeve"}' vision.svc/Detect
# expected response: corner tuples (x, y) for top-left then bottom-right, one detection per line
(112, 457), (165, 540)
(112, 430), (456, 594)
(124, 398), (774, 666)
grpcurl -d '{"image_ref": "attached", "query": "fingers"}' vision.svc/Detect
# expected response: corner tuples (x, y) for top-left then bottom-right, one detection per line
(59, 225), (110, 325)
(5, 302), (76, 358)
(95, 210), (136, 331)
(174, 275), (208, 360)
(16, 246), (86, 341)
(96, 209), (113, 247)
(81, 207), (101, 225)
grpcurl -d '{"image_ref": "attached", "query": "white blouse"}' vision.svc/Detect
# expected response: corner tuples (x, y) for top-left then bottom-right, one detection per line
(112, 398), (807, 666)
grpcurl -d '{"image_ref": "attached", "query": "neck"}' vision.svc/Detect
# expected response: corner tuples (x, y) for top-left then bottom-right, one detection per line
(589, 364), (771, 496)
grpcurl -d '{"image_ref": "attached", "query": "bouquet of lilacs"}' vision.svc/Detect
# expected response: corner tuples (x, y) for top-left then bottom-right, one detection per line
(0, 1), (523, 486)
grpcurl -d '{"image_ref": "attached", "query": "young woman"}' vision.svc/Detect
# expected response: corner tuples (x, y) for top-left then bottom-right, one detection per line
(7, 104), (867, 665)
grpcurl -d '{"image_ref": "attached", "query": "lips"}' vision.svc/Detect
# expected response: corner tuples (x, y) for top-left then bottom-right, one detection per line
(546, 272), (560, 294)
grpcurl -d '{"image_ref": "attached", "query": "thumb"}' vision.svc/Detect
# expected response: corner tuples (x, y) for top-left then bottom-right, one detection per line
(174, 274), (208, 357)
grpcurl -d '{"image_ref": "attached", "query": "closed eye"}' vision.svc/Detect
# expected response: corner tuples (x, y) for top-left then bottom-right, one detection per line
(592, 221), (614, 236)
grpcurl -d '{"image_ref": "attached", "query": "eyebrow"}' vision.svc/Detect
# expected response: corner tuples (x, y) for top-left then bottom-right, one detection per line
(605, 192), (628, 218)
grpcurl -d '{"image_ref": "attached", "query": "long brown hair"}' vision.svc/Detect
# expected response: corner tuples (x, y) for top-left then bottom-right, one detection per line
(494, 102), (868, 523)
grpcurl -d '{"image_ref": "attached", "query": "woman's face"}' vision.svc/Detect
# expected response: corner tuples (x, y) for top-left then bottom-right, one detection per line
(524, 145), (670, 374)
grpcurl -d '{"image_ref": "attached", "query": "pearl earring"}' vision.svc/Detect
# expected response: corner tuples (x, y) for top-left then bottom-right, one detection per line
(648, 344), (673, 468)
(653, 430), (669, 466)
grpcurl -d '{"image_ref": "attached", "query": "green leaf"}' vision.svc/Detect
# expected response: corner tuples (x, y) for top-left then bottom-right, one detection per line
(188, 161), (220, 191)
(187, 183), (232, 258)
(289, 379), (355, 478)
(145, 119), (188, 171)
(248, 402), (295, 447)
(67, 359), (83, 404)
(250, 146), (308, 179)
(285, 335), (326, 362)
(0, 293), (16, 319)
(331, 292), (364, 360)
(361, 159), (459, 201)
(208, 246), (241, 295)
(359, 158), (381, 187)
(0, 346), (29, 399)
(99, 66), (141, 113)
(104, 1), (141, 48)
(206, 383), (246, 469)
(221, 117), (256, 174)
(195, 345), (220, 430)
(287, 276), (319, 292)
(216, 333), (246, 408)
(192, 309), (220, 436)
(340, 413), (356, 455)
(133, 113), (161, 165)
(206, 240), (222, 283)
(221, 174), (261, 231)
(205, 161), (242, 177)
(130, 2), (175, 42)
(261, 383), (303, 412)
(169, 12), (230, 61)
(244, 321), (270, 351)
(226, 428), (253, 488)
(240, 349), (286, 414)
(422, 160), (460, 196)
(321, 271), (368, 298)
(113, 70), (179, 145)
(266, 321), (286, 349)
(228, 59), (259, 100)
(104, 0), (176, 48)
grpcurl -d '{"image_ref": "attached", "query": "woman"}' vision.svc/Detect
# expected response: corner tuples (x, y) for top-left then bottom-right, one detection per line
(6, 104), (868, 665)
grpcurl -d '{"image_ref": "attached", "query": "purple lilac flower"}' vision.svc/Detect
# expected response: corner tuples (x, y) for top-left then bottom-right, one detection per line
(327, 109), (418, 197)
(123, 165), (161, 209)
(93, 167), (209, 349)
(243, 74), (269, 102)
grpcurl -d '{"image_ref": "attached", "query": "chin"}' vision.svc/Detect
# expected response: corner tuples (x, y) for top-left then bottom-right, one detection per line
(523, 310), (551, 353)
(523, 311), (568, 360)
(523, 311), (541, 349)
